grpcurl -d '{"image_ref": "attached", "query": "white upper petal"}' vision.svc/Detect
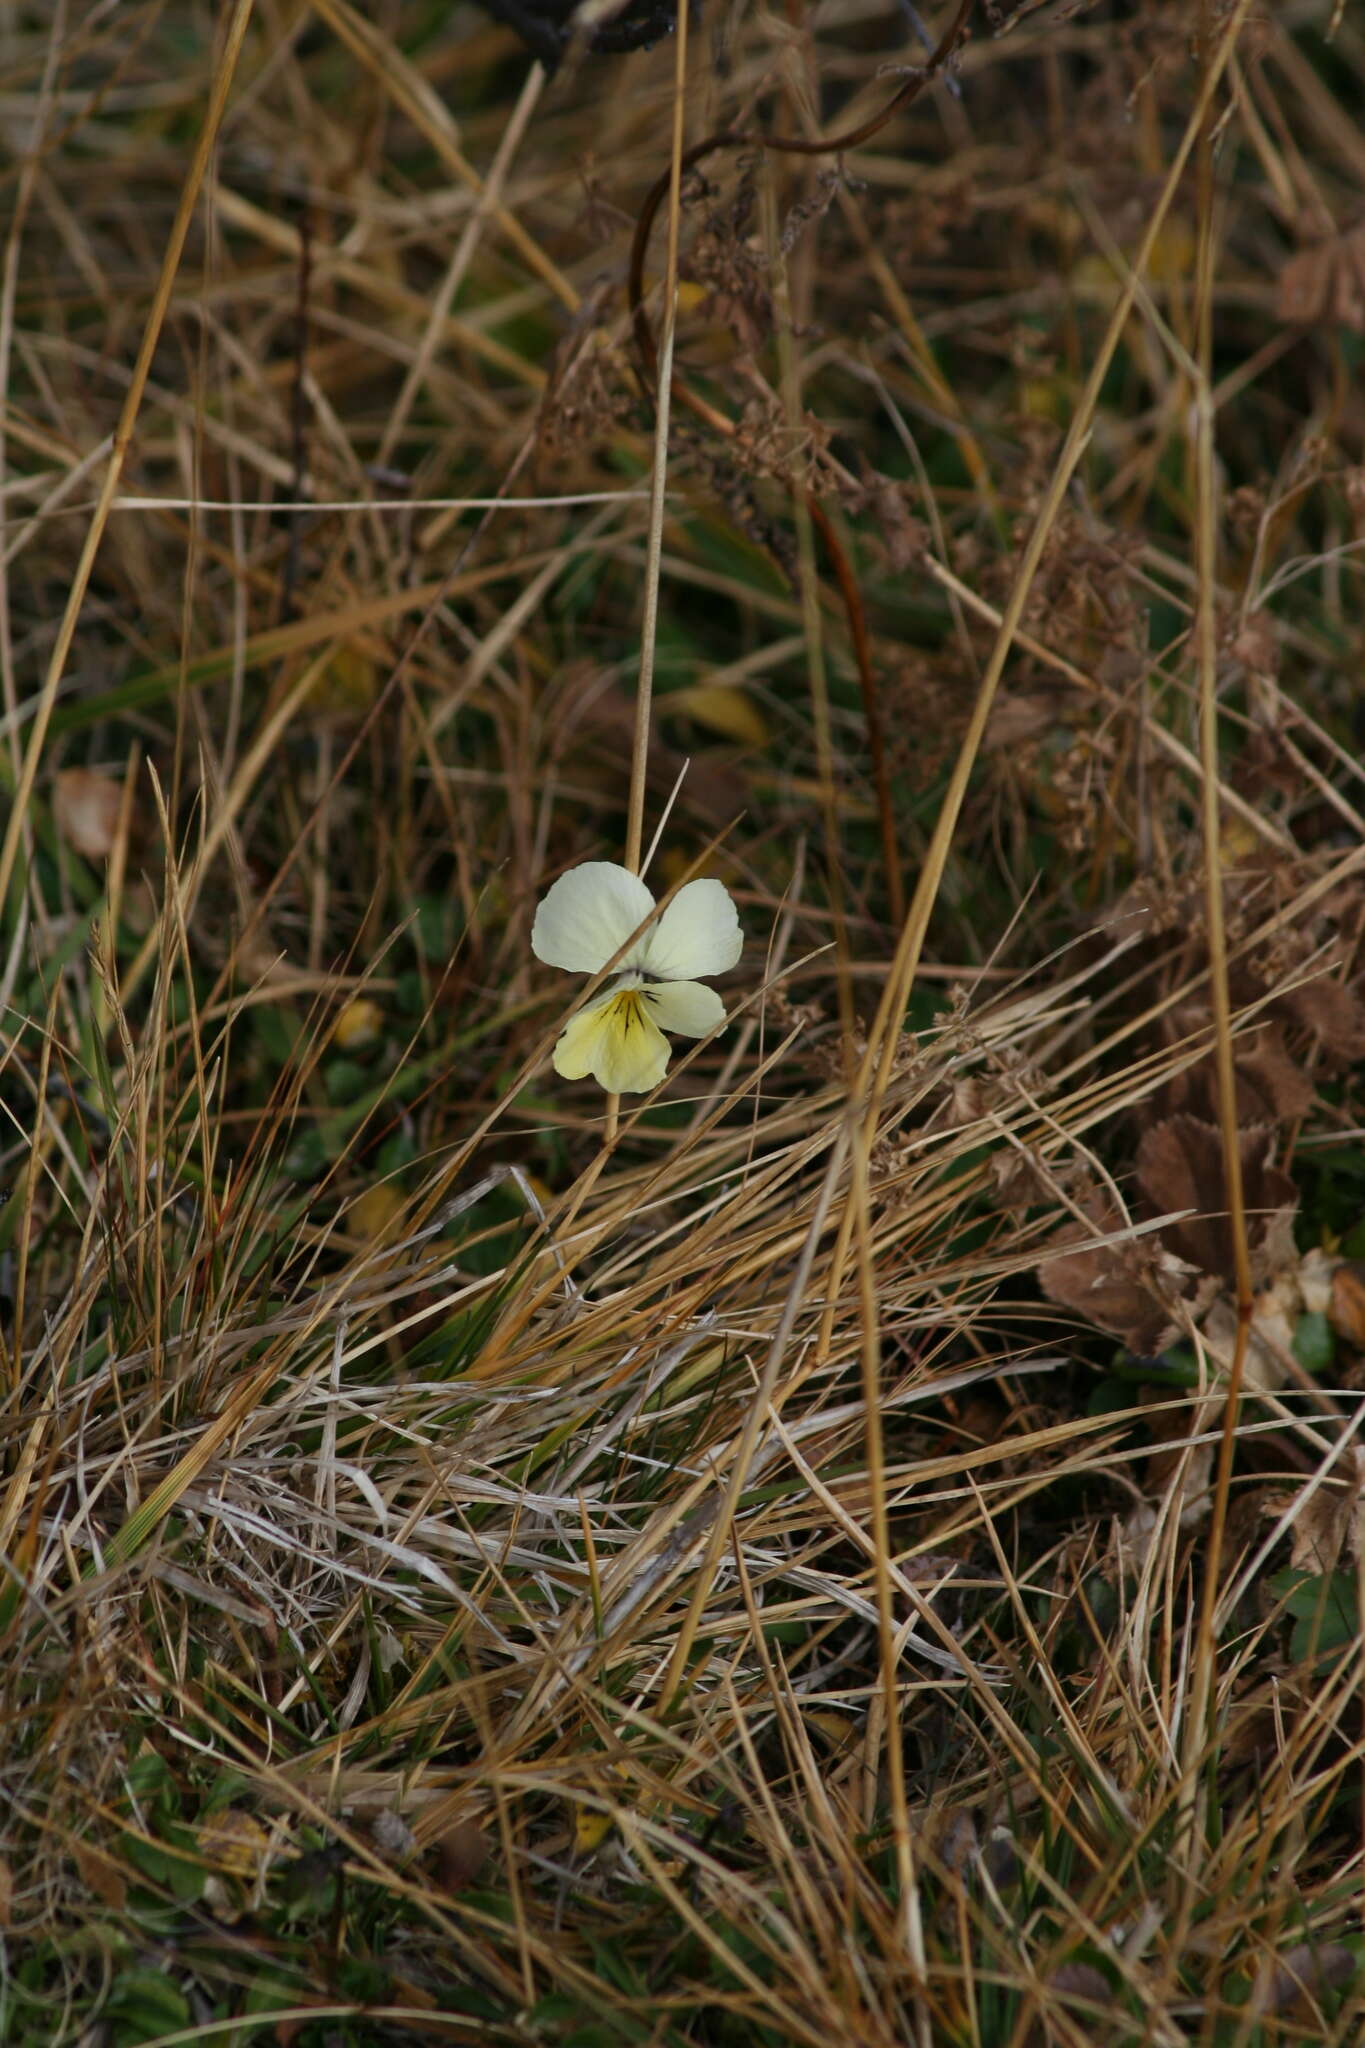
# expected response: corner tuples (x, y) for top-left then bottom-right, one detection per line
(633, 877), (743, 981)
(643, 979), (726, 1039)
(531, 862), (655, 974)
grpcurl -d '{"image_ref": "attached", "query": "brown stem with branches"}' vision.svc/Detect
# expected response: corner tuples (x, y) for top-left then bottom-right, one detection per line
(627, 0), (978, 930)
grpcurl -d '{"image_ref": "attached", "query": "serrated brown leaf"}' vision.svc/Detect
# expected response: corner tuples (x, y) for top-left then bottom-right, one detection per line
(1164, 1020), (1313, 1126)
(1281, 974), (1365, 1064)
(1235, 1024), (1315, 1122)
(1037, 1195), (1177, 1356)
(1136, 1116), (1297, 1285)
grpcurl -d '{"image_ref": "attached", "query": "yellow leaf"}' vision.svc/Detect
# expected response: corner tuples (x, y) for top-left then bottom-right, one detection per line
(198, 1810), (272, 1880)
(1071, 252), (1120, 303)
(1020, 378), (1062, 421)
(1072, 224), (1191, 304)
(332, 997), (383, 1050)
(1220, 818), (1260, 865)
(769, 774), (874, 818)
(349, 1183), (407, 1244)
(656, 850), (743, 895)
(669, 684), (769, 748)
(642, 277), (708, 314)
(805, 1708), (856, 1751)
(313, 643), (381, 714)
(1148, 221), (1195, 282)
(573, 1808), (616, 1856)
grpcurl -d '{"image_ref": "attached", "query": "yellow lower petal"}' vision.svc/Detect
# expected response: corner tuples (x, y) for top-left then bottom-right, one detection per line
(552, 988), (670, 1093)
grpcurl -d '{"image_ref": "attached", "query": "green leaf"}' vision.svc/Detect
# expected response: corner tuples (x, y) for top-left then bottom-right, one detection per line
(123, 1751), (172, 1804)
(395, 969), (425, 1015)
(118, 1830), (205, 1902)
(377, 1128), (418, 1175)
(324, 1056), (369, 1105)
(105, 1967), (191, 2041)
(1269, 1569), (1358, 1668)
(284, 1127), (337, 1179)
(415, 895), (450, 959)
(1292, 1311), (1335, 1375)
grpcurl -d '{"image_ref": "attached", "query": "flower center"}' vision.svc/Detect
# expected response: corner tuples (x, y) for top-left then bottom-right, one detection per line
(604, 985), (653, 1035)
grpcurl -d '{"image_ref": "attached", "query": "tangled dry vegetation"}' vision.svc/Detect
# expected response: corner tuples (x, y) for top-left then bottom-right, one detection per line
(4, 1), (1365, 2042)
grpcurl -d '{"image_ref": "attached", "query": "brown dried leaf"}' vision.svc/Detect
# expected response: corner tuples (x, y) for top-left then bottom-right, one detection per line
(72, 1839), (127, 1908)
(1286, 1474), (1360, 1576)
(370, 1810), (417, 1863)
(985, 692), (1059, 752)
(1277, 225), (1365, 331)
(1281, 974), (1365, 1063)
(1137, 1115), (1297, 1285)
(981, 1826), (1019, 1889)
(53, 767), (125, 859)
(1329, 1262), (1365, 1348)
(1163, 1017), (1312, 1126)
(1047, 1961), (1112, 2007)
(1235, 1024), (1315, 1122)
(1254, 1941), (1358, 2016)
(1142, 1403), (1215, 1531)
(919, 1803), (978, 1876)
(390, 1975), (440, 2014)
(430, 1819), (489, 1893)
(569, 672), (745, 827)
(1201, 1280), (1299, 1395)
(1037, 1195), (1178, 1356)
(1278, 243), (1336, 325)
(860, 479), (929, 573)
(991, 1147), (1054, 1214)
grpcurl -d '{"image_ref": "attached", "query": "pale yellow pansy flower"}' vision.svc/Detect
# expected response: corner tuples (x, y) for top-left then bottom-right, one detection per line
(532, 860), (743, 1093)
